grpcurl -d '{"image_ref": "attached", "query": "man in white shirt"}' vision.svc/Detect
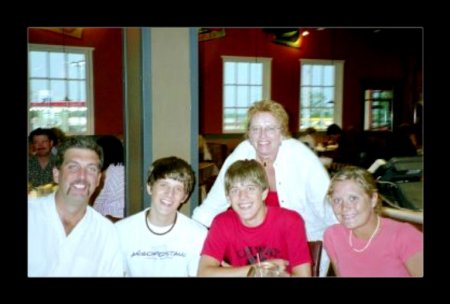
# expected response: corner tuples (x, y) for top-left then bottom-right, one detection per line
(28, 136), (123, 277)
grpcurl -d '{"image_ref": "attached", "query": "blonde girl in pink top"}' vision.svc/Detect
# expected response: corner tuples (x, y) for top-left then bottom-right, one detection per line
(324, 166), (423, 277)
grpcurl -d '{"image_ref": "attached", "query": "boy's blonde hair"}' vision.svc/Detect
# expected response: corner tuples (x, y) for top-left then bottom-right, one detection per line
(224, 159), (269, 194)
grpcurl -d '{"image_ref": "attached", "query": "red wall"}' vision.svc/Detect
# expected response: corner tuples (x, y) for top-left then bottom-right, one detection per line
(199, 28), (422, 134)
(28, 28), (124, 136)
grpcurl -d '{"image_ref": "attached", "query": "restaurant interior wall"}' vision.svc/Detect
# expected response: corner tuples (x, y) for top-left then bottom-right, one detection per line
(28, 28), (124, 136)
(199, 28), (422, 135)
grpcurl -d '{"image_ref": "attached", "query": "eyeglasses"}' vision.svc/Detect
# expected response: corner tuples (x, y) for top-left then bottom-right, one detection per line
(249, 126), (281, 136)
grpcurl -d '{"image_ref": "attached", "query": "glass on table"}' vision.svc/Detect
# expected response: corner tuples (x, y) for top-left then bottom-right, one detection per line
(247, 261), (286, 277)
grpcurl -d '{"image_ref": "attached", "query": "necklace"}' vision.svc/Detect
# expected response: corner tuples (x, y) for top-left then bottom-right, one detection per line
(348, 216), (380, 253)
(258, 157), (270, 167)
(145, 209), (177, 236)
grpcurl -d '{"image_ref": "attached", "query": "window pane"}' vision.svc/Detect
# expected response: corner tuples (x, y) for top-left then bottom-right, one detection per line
(310, 87), (323, 107)
(224, 85), (236, 107)
(68, 109), (88, 133)
(300, 108), (311, 129)
(250, 86), (262, 104)
(250, 63), (262, 85)
(323, 87), (334, 107)
(224, 62), (236, 84)
(237, 108), (247, 129)
(68, 80), (86, 101)
(301, 64), (311, 85)
(50, 52), (66, 78)
(237, 86), (248, 107)
(30, 80), (49, 102)
(30, 51), (47, 78)
(381, 90), (393, 99)
(50, 80), (66, 101)
(321, 108), (334, 128)
(323, 65), (335, 86)
(236, 62), (249, 84)
(223, 108), (236, 131)
(301, 87), (311, 107)
(311, 65), (321, 86)
(68, 60), (86, 79)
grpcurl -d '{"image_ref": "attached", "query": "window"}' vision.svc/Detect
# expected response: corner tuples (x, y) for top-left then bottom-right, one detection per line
(364, 89), (393, 131)
(222, 56), (271, 133)
(28, 43), (94, 135)
(299, 59), (344, 131)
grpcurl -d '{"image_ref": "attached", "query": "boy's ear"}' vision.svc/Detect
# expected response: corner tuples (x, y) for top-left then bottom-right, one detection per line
(146, 184), (152, 195)
(262, 188), (269, 201)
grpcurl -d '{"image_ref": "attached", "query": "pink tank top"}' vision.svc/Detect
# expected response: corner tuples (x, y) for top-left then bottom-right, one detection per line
(265, 190), (280, 207)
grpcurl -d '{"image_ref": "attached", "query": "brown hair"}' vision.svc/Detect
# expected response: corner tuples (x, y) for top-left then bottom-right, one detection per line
(245, 100), (291, 139)
(55, 136), (104, 170)
(147, 156), (195, 197)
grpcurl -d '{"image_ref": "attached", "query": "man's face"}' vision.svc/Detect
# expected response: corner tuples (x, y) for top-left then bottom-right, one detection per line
(31, 135), (53, 157)
(53, 148), (101, 204)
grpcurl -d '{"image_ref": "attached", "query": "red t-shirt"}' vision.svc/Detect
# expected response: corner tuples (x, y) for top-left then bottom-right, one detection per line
(201, 206), (311, 273)
(265, 190), (280, 207)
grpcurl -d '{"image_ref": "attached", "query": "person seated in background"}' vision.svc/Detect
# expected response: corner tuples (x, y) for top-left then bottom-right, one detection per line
(325, 123), (343, 146)
(28, 128), (57, 187)
(91, 135), (125, 222)
(326, 124), (364, 166)
(28, 136), (123, 277)
(197, 159), (312, 277)
(392, 123), (419, 157)
(115, 156), (207, 277)
(323, 166), (423, 277)
(298, 127), (317, 151)
(299, 127), (333, 168)
(49, 127), (67, 156)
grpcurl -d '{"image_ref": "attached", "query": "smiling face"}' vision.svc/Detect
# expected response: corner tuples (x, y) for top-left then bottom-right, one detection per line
(329, 179), (378, 232)
(147, 178), (188, 217)
(53, 148), (102, 205)
(248, 112), (283, 159)
(31, 134), (53, 157)
(227, 181), (268, 227)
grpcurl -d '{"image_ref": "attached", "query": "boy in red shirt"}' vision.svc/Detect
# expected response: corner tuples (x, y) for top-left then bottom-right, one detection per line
(198, 159), (312, 277)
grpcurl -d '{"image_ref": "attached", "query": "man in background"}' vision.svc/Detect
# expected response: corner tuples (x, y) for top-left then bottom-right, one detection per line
(28, 128), (57, 187)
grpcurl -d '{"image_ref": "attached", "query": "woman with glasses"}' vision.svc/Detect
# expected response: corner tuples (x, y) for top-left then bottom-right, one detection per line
(192, 100), (337, 276)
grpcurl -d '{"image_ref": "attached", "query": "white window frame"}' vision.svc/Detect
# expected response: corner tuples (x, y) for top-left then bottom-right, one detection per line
(222, 55), (272, 133)
(299, 59), (344, 131)
(28, 43), (95, 135)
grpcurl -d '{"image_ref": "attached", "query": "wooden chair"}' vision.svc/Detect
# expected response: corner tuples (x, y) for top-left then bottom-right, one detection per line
(308, 241), (323, 277)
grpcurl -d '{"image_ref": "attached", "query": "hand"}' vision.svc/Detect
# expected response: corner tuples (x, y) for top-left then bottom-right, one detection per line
(221, 260), (231, 267)
(248, 259), (290, 277)
(264, 258), (289, 273)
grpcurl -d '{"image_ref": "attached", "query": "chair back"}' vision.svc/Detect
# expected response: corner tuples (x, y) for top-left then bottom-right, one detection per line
(308, 241), (323, 277)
